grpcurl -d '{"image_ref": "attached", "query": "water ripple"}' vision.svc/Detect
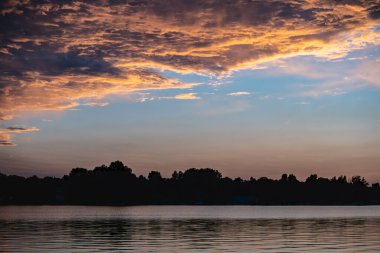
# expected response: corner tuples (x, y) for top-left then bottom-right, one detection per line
(1, 206), (380, 252)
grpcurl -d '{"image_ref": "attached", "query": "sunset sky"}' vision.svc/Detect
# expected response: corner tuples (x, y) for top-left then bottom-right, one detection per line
(0, 0), (379, 181)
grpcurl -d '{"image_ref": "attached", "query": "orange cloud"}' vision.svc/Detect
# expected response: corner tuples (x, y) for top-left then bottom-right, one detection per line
(174, 93), (200, 100)
(0, 70), (197, 120)
(0, 127), (39, 146)
(0, 0), (379, 136)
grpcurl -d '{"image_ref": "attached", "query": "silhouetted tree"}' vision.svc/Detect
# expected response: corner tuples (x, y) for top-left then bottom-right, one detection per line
(288, 174), (298, 183)
(171, 171), (181, 180)
(109, 161), (132, 173)
(306, 174), (318, 183)
(351, 176), (369, 187)
(0, 162), (379, 205)
(337, 176), (347, 184)
(148, 171), (162, 182)
(280, 174), (288, 182)
(69, 168), (88, 177)
(93, 164), (108, 172)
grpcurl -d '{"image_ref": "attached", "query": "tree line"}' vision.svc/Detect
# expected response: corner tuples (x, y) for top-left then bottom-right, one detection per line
(1, 160), (379, 205)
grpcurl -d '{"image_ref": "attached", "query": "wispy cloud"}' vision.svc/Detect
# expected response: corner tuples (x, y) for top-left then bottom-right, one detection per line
(298, 59), (380, 97)
(0, 0), (378, 121)
(0, 127), (39, 146)
(301, 88), (347, 97)
(260, 56), (380, 97)
(174, 93), (200, 100)
(228, 91), (251, 96)
(296, 101), (311, 105)
(0, 0), (379, 145)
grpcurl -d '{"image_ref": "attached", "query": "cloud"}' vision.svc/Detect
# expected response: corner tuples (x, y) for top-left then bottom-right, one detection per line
(352, 60), (380, 88)
(0, 127), (39, 146)
(228, 91), (251, 96)
(296, 101), (311, 105)
(254, 54), (380, 97)
(2, 127), (39, 133)
(0, 0), (379, 135)
(174, 93), (200, 100)
(0, 69), (196, 120)
(0, 134), (14, 146)
(304, 59), (380, 97)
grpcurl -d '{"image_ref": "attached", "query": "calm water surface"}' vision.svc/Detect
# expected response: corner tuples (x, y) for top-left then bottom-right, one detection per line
(0, 206), (379, 252)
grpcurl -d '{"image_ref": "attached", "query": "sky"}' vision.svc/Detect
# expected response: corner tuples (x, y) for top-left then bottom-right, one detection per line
(0, 0), (380, 181)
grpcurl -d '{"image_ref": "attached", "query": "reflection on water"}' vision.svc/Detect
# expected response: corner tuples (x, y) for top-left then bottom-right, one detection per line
(1, 206), (380, 252)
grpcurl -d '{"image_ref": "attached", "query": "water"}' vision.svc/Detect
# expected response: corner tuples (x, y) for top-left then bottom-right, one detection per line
(0, 206), (379, 252)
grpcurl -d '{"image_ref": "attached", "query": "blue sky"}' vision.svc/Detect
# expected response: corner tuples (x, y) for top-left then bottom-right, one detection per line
(0, 0), (379, 181)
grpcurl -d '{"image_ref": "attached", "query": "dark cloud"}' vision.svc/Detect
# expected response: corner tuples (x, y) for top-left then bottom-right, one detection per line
(367, 4), (380, 19)
(0, 47), (120, 77)
(0, 0), (378, 123)
(0, 126), (39, 146)
(0, 140), (14, 146)
(5, 126), (33, 131)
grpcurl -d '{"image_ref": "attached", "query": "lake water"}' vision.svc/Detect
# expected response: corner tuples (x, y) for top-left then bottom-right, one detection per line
(0, 206), (379, 252)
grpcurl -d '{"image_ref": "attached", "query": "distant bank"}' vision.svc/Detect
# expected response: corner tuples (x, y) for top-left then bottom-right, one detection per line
(1, 161), (379, 205)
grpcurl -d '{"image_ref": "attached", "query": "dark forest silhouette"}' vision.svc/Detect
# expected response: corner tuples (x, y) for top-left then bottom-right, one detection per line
(1, 161), (379, 205)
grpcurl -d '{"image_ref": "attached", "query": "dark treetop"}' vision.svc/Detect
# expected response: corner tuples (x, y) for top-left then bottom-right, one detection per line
(1, 161), (379, 205)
